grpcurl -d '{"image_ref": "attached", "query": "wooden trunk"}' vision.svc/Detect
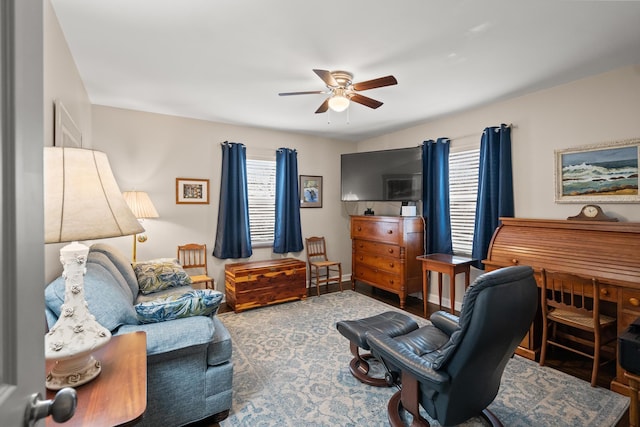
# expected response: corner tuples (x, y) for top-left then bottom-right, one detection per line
(225, 258), (307, 313)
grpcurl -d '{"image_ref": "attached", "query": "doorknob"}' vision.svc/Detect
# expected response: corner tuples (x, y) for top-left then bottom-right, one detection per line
(24, 387), (77, 426)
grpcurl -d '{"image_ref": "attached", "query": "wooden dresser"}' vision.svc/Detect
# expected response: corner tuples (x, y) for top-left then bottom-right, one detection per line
(351, 215), (425, 309)
(483, 217), (640, 394)
(225, 258), (307, 313)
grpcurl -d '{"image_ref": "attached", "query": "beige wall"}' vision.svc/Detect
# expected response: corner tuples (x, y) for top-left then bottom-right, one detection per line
(358, 65), (640, 222)
(357, 65), (640, 309)
(89, 106), (355, 293)
(44, 0), (94, 282)
(43, 1), (640, 308)
(43, 0), (92, 148)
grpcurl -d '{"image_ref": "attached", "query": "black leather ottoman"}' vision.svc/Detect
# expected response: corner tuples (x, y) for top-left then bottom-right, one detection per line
(336, 311), (419, 387)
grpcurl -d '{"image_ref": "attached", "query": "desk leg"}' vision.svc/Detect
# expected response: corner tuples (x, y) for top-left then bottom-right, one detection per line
(438, 273), (443, 310)
(422, 268), (428, 318)
(628, 374), (639, 427)
(450, 271), (455, 314)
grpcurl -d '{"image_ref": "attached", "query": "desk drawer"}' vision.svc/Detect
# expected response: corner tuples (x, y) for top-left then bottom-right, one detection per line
(354, 240), (400, 258)
(352, 219), (401, 244)
(622, 289), (640, 312)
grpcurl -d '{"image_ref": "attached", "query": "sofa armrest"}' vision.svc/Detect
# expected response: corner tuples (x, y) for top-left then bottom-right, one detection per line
(116, 316), (215, 356)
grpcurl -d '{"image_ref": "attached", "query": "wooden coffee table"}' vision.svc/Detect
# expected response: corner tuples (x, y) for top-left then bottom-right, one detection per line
(46, 331), (147, 426)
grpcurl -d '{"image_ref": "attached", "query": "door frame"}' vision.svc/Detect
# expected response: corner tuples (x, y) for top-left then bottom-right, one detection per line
(0, 0), (46, 425)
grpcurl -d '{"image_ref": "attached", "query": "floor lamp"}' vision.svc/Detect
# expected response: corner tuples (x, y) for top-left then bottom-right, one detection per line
(44, 147), (145, 390)
(122, 191), (160, 262)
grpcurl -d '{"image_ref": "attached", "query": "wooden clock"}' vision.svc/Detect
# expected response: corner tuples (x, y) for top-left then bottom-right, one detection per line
(567, 204), (618, 221)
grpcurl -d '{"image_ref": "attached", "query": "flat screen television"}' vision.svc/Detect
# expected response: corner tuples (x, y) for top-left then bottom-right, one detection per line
(341, 146), (422, 201)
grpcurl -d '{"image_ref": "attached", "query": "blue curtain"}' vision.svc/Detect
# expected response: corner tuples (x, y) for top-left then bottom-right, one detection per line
(471, 124), (514, 268)
(213, 142), (252, 259)
(422, 138), (453, 255)
(273, 148), (303, 253)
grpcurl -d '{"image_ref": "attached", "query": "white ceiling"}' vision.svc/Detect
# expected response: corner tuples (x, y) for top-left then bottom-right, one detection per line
(51, 0), (640, 142)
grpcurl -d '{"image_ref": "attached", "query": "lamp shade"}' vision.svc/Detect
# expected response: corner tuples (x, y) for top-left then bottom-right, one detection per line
(44, 147), (144, 243)
(123, 191), (159, 219)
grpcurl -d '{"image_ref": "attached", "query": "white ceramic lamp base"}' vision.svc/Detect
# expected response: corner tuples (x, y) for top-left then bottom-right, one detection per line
(45, 242), (111, 390)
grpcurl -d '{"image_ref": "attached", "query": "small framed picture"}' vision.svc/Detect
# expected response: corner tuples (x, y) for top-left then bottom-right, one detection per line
(300, 175), (322, 208)
(176, 178), (210, 204)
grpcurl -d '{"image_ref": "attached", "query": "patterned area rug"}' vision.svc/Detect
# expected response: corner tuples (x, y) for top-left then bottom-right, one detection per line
(218, 290), (628, 426)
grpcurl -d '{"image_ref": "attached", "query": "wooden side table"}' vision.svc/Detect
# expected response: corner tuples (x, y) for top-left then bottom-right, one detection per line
(417, 254), (476, 317)
(46, 331), (147, 427)
(626, 372), (640, 427)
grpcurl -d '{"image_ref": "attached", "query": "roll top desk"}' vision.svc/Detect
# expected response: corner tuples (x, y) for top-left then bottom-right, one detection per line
(483, 217), (640, 394)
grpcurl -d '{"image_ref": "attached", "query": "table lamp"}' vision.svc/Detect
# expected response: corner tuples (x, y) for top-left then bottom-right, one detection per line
(44, 147), (144, 390)
(122, 191), (160, 262)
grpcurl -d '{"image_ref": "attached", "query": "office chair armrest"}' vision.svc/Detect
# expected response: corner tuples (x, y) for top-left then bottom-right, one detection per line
(367, 331), (450, 390)
(430, 311), (460, 337)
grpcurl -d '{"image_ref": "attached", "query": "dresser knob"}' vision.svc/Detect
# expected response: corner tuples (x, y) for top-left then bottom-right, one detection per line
(359, 256), (363, 261)
(388, 249), (394, 254)
(511, 259), (519, 265)
(389, 263), (394, 268)
(630, 297), (640, 307)
(357, 226), (362, 231)
(387, 230), (393, 234)
(600, 288), (609, 296)
(389, 280), (394, 284)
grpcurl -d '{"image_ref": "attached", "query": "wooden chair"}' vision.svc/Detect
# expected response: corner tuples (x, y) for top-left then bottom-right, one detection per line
(177, 243), (214, 289)
(305, 236), (342, 296)
(539, 269), (617, 386)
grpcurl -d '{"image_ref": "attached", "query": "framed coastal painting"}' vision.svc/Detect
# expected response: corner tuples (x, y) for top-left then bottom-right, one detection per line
(176, 178), (210, 204)
(300, 175), (322, 208)
(555, 139), (639, 203)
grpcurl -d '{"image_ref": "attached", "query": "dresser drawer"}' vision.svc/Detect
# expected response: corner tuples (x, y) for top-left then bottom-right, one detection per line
(353, 262), (402, 292)
(621, 288), (640, 313)
(354, 239), (400, 258)
(353, 252), (401, 274)
(351, 218), (401, 244)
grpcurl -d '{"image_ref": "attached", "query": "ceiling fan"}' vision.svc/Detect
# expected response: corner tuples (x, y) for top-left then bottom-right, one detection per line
(279, 69), (398, 114)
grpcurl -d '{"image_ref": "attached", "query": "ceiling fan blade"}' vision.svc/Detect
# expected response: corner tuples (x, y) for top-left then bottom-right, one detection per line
(352, 75), (398, 91)
(279, 90), (325, 96)
(350, 93), (383, 109)
(315, 99), (329, 114)
(313, 69), (339, 87)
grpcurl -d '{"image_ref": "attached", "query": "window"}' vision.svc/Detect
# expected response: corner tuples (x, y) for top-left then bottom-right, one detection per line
(246, 158), (276, 247)
(449, 148), (480, 255)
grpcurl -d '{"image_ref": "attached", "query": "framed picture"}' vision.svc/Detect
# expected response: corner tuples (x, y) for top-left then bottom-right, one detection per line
(54, 99), (82, 148)
(555, 138), (639, 203)
(300, 175), (322, 208)
(176, 178), (210, 204)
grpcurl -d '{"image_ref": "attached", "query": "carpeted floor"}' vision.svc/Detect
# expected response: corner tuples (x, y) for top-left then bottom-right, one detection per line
(218, 291), (628, 426)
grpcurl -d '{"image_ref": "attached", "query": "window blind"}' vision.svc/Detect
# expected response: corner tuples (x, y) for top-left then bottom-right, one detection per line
(449, 148), (480, 256)
(246, 158), (276, 245)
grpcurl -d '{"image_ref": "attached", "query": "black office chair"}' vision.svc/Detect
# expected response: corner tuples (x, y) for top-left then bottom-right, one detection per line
(367, 266), (537, 427)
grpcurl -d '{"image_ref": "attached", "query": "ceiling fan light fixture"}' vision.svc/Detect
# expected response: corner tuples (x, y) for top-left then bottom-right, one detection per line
(328, 91), (350, 112)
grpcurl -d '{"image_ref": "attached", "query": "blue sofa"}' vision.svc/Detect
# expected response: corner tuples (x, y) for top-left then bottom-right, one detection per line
(45, 243), (233, 426)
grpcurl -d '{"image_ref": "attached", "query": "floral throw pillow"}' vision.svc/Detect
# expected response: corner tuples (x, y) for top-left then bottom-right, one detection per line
(134, 289), (223, 324)
(133, 258), (193, 295)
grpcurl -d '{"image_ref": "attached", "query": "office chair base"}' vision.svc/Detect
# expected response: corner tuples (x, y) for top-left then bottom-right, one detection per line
(349, 353), (390, 387)
(387, 390), (504, 427)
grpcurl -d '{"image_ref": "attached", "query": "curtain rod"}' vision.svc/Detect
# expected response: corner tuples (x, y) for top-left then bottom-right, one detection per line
(448, 123), (516, 142)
